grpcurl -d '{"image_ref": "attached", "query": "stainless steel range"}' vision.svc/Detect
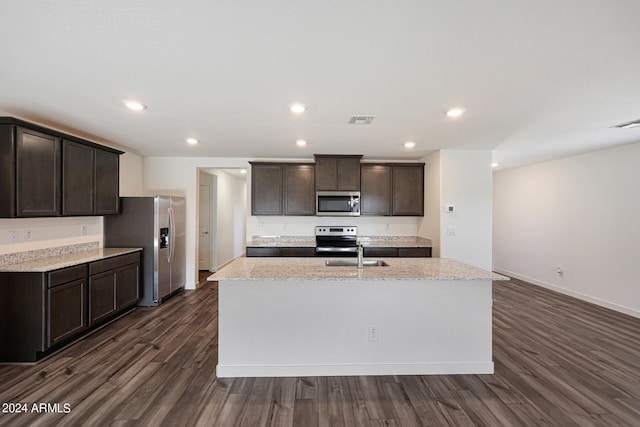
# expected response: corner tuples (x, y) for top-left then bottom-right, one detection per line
(315, 226), (358, 257)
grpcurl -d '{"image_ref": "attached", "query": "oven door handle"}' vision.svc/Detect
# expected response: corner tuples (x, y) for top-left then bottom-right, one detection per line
(316, 247), (358, 253)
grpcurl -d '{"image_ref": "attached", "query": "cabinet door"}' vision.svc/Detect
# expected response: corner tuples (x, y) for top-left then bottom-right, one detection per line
(360, 164), (391, 215)
(315, 157), (338, 191)
(281, 247), (317, 257)
(398, 247), (432, 257)
(116, 263), (140, 309)
(363, 247), (398, 257)
(62, 140), (95, 215)
(284, 164), (315, 215)
(16, 127), (61, 216)
(315, 156), (361, 191)
(337, 157), (361, 190)
(89, 272), (117, 324)
(251, 164), (283, 215)
(246, 247), (281, 257)
(392, 165), (424, 216)
(95, 149), (120, 215)
(48, 278), (87, 347)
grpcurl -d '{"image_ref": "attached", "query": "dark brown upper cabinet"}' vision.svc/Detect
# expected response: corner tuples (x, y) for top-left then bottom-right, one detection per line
(63, 140), (95, 215)
(0, 117), (122, 218)
(94, 149), (120, 215)
(392, 164), (424, 216)
(250, 162), (315, 216)
(62, 141), (120, 215)
(360, 163), (424, 216)
(251, 163), (284, 215)
(15, 127), (61, 217)
(284, 164), (315, 215)
(360, 164), (392, 215)
(314, 155), (362, 191)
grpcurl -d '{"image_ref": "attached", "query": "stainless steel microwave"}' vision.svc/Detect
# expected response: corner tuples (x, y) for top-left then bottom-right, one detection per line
(316, 191), (360, 216)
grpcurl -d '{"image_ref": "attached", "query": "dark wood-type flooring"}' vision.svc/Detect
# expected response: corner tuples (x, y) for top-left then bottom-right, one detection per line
(1, 272), (639, 426)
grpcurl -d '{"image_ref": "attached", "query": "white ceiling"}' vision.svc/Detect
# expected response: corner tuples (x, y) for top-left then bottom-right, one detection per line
(1, 0), (640, 169)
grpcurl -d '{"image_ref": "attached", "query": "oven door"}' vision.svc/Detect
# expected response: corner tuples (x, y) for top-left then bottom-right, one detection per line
(316, 191), (360, 216)
(315, 246), (358, 257)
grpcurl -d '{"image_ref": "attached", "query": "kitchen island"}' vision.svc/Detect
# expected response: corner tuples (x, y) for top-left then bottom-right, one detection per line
(209, 257), (508, 378)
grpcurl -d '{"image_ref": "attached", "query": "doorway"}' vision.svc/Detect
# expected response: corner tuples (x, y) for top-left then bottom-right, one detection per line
(198, 172), (216, 271)
(197, 168), (247, 275)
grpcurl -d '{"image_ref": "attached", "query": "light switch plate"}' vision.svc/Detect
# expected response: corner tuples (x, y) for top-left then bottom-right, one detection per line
(447, 226), (456, 236)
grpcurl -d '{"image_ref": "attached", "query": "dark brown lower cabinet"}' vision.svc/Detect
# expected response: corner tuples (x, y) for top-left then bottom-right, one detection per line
(0, 251), (141, 362)
(246, 247), (316, 257)
(89, 253), (140, 325)
(89, 271), (117, 324)
(363, 247), (432, 258)
(48, 277), (88, 347)
(246, 246), (431, 258)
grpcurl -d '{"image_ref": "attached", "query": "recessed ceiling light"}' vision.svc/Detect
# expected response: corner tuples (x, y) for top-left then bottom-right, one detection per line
(296, 139), (307, 146)
(124, 100), (147, 111)
(290, 103), (307, 114)
(491, 162), (499, 168)
(446, 108), (465, 117)
(186, 138), (199, 145)
(404, 141), (416, 148)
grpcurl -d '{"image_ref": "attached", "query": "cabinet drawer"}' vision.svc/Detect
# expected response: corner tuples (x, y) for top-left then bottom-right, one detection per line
(281, 247), (316, 257)
(49, 264), (87, 288)
(246, 247), (281, 257)
(398, 247), (432, 257)
(363, 247), (398, 257)
(90, 252), (140, 275)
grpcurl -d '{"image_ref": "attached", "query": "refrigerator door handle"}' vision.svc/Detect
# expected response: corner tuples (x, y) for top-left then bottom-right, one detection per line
(168, 207), (176, 263)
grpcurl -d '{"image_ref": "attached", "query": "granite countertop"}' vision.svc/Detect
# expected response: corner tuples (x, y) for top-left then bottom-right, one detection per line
(247, 236), (316, 247)
(209, 257), (508, 282)
(246, 235), (432, 248)
(358, 236), (432, 248)
(0, 248), (143, 273)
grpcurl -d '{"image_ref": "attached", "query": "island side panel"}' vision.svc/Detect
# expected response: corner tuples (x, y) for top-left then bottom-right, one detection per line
(217, 279), (493, 377)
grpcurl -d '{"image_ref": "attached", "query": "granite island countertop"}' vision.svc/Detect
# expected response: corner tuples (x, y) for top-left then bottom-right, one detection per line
(0, 248), (143, 273)
(209, 257), (507, 282)
(246, 235), (432, 248)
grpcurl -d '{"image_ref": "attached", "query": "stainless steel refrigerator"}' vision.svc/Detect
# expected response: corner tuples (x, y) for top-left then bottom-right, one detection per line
(105, 196), (186, 306)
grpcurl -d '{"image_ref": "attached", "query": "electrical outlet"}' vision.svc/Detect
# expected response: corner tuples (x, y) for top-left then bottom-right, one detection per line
(9, 231), (18, 243)
(447, 226), (456, 236)
(81, 225), (87, 236)
(368, 327), (379, 342)
(25, 230), (32, 241)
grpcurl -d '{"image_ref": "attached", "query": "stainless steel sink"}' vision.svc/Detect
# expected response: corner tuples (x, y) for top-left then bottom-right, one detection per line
(324, 259), (389, 267)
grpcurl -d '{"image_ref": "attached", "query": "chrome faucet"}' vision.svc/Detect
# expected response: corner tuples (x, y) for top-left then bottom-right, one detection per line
(357, 243), (364, 269)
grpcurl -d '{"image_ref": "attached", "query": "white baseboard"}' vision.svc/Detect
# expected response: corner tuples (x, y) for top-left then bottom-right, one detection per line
(494, 268), (640, 319)
(216, 362), (494, 378)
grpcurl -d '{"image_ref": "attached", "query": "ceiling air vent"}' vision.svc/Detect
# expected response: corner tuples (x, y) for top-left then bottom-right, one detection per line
(348, 115), (375, 125)
(611, 118), (640, 129)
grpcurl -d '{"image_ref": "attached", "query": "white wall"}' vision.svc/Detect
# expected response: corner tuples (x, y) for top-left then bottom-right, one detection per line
(209, 170), (247, 268)
(439, 150), (493, 270)
(419, 150), (493, 270)
(418, 151), (441, 257)
(0, 216), (103, 254)
(119, 151), (145, 196)
(493, 142), (640, 318)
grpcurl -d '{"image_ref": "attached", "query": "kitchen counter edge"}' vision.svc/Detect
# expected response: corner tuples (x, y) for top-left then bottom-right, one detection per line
(208, 257), (508, 282)
(0, 248), (143, 273)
